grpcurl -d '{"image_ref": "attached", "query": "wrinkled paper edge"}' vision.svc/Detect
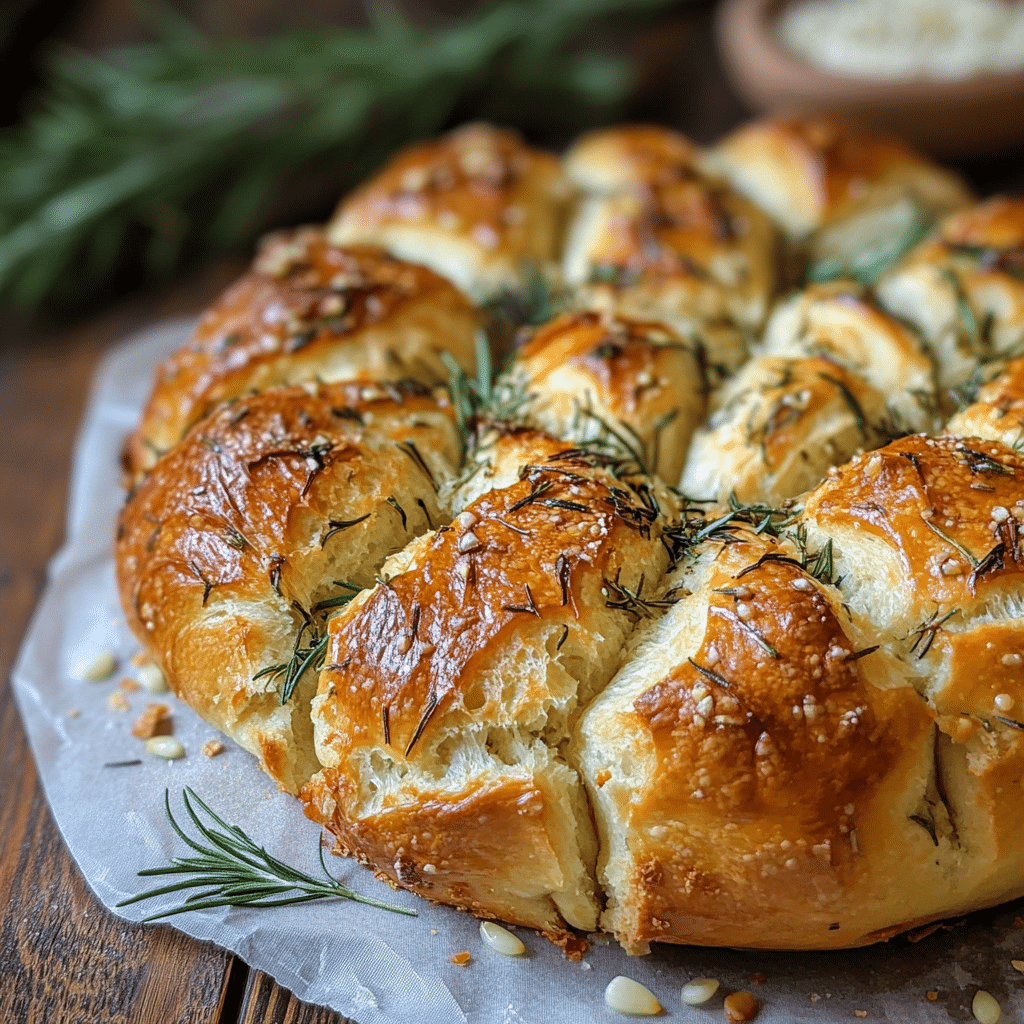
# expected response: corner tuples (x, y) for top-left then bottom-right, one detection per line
(10, 318), (1024, 1023)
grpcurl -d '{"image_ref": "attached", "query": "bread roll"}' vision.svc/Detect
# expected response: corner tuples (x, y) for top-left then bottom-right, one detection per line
(117, 382), (462, 793)
(757, 281), (938, 434)
(680, 356), (888, 506)
(327, 123), (571, 303)
(302, 431), (677, 940)
(562, 126), (778, 377)
(707, 117), (973, 280)
(876, 197), (1024, 399)
(575, 527), (936, 953)
(945, 355), (1024, 448)
(504, 311), (706, 481)
(125, 229), (478, 479)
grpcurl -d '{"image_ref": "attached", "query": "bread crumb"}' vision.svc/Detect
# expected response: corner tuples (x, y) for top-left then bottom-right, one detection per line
(450, 951), (471, 965)
(1014, 916), (1024, 929)
(1012, 959), (1024, 972)
(202, 739), (225, 758)
(67, 708), (81, 719)
(119, 677), (141, 692)
(752, 972), (766, 985)
(809, 993), (821, 1003)
(926, 991), (938, 1001)
(131, 703), (170, 739)
(430, 929), (438, 935)
(130, 651), (149, 667)
(108, 691), (130, 712)
(854, 1012), (867, 1019)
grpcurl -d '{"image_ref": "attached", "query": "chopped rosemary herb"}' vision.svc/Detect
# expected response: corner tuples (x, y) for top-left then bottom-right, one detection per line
(118, 789), (414, 922)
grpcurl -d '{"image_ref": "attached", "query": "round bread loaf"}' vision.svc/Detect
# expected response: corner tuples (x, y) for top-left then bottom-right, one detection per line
(115, 117), (1024, 954)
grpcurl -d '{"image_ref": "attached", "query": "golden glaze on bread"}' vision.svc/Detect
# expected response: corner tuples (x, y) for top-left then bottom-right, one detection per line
(709, 117), (973, 246)
(327, 123), (571, 302)
(507, 311), (706, 481)
(117, 383), (462, 793)
(303, 434), (677, 937)
(125, 230), (477, 480)
(945, 356), (1024, 449)
(576, 530), (935, 952)
(680, 355), (888, 506)
(563, 128), (777, 373)
(876, 197), (1024, 399)
(758, 281), (938, 433)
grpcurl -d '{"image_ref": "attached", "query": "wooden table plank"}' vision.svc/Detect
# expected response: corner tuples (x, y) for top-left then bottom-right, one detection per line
(238, 971), (351, 1024)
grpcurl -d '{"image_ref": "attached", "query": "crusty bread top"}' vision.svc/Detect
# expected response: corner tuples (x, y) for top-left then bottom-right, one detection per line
(802, 434), (1024, 629)
(509, 311), (705, 480)
(315, 437), (674, 761)
(327, 123), (571, 301)
(946, 356), (1024, 449)
(117, 381), (462, 792)
(709, 116), (973, 241)
(563, 124), (701, 193)
(124, 230), (477, 479)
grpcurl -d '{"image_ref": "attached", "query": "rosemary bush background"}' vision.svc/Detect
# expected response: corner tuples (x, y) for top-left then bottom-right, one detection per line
(0, 0), (680, 312)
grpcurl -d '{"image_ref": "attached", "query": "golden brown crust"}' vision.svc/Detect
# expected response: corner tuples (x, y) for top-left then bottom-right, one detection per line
(576, 531), (938, 951)
(508, 311), (706, 480)
(562, 162), (778, 361)
(327, 123), (571, 301)
(710, 116), (973, 241)
(801, 435), (1024, 627)
(125, 230), (477, 479)
(304, 436), (676, 932)
(681, 355), (888, 506)
(945, 356), (1024, 449)
(116, 382), (462, 792)
(876, 198), (1024, 402)
(564, 124), (701, 193)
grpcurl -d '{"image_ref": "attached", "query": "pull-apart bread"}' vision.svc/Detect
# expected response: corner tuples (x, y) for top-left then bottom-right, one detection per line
(117, 118), (1024, 953)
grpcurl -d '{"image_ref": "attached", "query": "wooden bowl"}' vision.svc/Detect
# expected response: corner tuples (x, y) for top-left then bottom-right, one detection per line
(716, 0), (1024, 158)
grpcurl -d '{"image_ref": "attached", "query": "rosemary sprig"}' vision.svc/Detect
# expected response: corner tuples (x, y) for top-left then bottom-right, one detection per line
(117, 788), (415, 922)
(806, 201), (931, 287)
(0, 0), (677, 310)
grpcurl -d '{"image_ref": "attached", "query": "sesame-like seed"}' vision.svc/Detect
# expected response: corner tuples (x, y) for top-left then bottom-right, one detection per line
(941, 559), (963, 576)
(995, 693), (1015, 712)
(479, 920), (525, 955)
(1011, 959), (1024, 973)
(458, 531), (482, 553)
(604, 976), (662, 1016)
(137, 663), (168, 693)
(1001, 653), (1022, 666)
(791, 577), (813, 591)
(736, 602), (753, 621)
(78, 649), (117, 682)
(681, 979), (719, 1005)
(992, 506), (1010, 522)
(971, 990), (1001, 1024)
(146, 736), (185, 760)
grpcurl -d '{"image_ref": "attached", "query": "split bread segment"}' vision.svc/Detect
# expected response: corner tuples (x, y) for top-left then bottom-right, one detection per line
(875, 197), (1024, 403)
(125, 229), (479, 481)
(116, 382), (463, 794)
(945, 355), (1024, 449)
(562, 125), (779, 379)
(326, 123), (572, 304)
(706, 116), (973, 283)
(302, 430), (678, 940)
(504, 310), (707, 482)
(680, 280), (941, 506)
(578, 433), (1024, 953)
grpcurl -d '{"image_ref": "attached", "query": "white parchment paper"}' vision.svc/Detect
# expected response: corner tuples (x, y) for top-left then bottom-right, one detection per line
(11, 319), (1024, 1023)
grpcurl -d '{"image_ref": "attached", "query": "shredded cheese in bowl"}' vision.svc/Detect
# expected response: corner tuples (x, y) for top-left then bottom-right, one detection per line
(777, 0), (1024, 80)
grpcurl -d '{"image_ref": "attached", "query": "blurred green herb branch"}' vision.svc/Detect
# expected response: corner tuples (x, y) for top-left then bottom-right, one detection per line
(0, 0), (678, 311)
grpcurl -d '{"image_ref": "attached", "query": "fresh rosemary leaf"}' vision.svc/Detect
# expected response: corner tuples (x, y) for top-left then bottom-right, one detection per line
(0, 0), (677, 310)
(118, 788), (415, 921)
